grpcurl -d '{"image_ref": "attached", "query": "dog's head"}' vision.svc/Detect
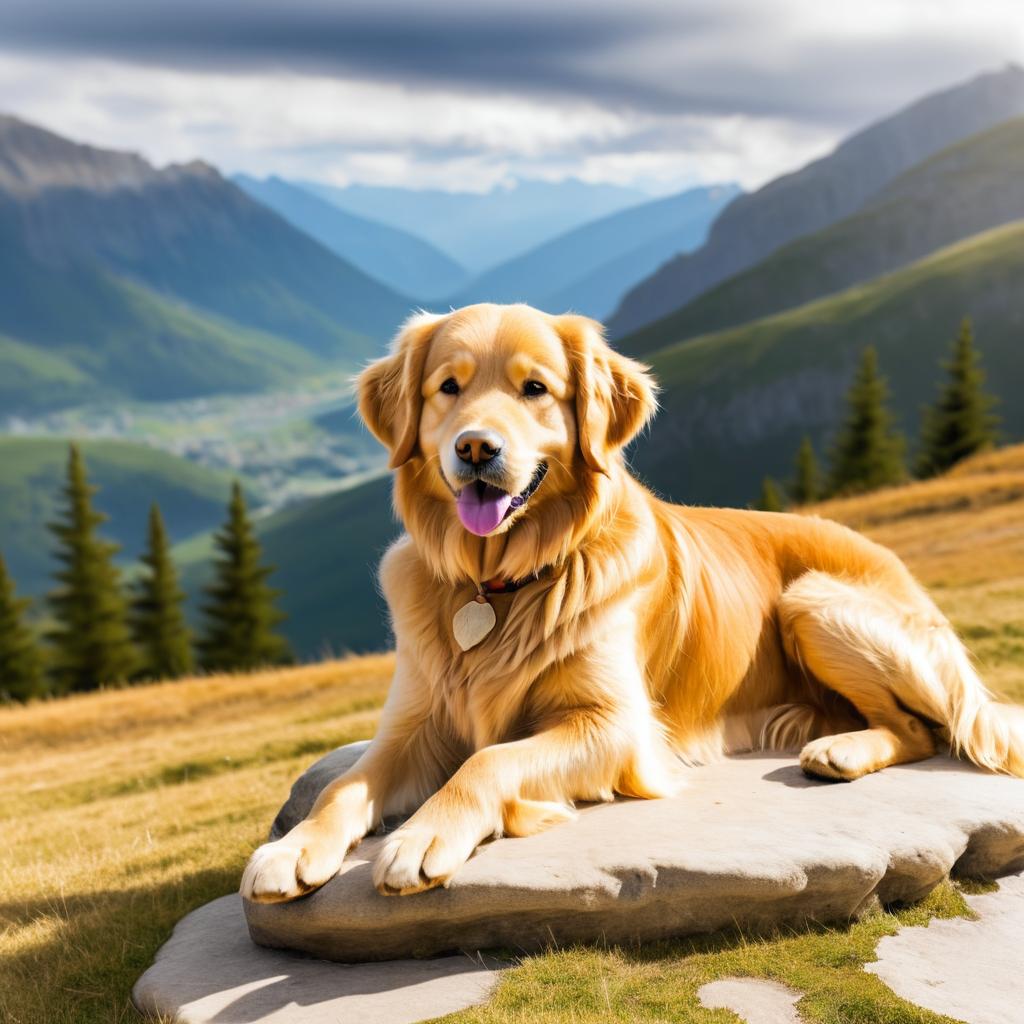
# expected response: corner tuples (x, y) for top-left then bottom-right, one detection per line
(357, 303), (656, 559)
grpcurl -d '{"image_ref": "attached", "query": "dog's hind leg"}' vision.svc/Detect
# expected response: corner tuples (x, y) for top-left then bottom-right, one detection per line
(778, 571), (942, 781)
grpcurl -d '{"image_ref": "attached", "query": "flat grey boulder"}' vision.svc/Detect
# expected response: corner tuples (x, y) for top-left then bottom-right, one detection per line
(133, 894), (502, 1024)
(246, 745), (1024, 963)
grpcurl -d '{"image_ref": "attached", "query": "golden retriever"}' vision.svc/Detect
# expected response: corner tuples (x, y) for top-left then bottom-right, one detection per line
(242, 302), (1024, 902)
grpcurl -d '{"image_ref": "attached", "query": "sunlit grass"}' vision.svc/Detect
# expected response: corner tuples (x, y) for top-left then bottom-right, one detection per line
(0, 657), (393, 1024)
(442, 885), (972, 1023)
(3, 448), (1023, 1022)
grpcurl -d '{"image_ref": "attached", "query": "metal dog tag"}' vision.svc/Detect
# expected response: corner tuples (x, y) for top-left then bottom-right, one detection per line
(453, 596), (496, 651)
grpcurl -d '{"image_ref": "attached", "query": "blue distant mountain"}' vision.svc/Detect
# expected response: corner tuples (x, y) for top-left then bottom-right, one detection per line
(447, 184), (741, 320)
(233, 174), (468, 299)
(298, 177), (652, 273)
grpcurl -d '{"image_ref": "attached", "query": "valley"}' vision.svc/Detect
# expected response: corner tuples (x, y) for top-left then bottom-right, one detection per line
(4, 375), (382, 513)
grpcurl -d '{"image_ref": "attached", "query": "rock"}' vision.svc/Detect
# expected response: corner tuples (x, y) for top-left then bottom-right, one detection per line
(269, 741), (370, 840)
(133, 894), (502, 1024)
(867, 872), (1024, 1024)
(246, 746), (1024, 963)
(697, 978), (802, 1023)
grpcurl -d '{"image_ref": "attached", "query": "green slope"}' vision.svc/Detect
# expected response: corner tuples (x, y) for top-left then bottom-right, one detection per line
(0, 334), (92, 412)
(0, 256), (322, 414)
(179, 473), (399, 658)
(619, 116), (1024, 358)
(0, 438), (252, 597)
(632, 221), (1024, 507)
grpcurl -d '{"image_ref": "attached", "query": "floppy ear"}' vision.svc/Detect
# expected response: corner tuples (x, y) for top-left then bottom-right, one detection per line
(357, 311), (445, 469)
(557, 314), (658, 475)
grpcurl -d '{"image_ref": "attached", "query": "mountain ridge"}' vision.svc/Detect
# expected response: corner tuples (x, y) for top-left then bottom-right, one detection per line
(233, 174), (468, 299)
(445, 183), (741, 319)
(618, 115), (1024, 357)
(608, 64), (1024, 338)
(302, 176), (652, 272)
(0, 115), (419, 413)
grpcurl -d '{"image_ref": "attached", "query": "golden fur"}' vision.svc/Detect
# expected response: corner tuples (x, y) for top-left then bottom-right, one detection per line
(242, 303), (1024, 902)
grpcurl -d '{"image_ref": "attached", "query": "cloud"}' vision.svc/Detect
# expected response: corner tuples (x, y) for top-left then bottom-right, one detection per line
(0, 0), (1020, 191)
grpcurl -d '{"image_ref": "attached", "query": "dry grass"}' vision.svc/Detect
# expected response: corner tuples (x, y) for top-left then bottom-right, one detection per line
(0, 656), (393, 1024)
(2, 448), (1023, 1023)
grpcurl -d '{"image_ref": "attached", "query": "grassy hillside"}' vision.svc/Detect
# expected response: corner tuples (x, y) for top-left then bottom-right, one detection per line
(619, 116), (1024, 357)
(0, 254), (320, 413)
(632, 220), (1024, 507)
(3, 449), (1022, 1023)
(0, 437), (251, 596)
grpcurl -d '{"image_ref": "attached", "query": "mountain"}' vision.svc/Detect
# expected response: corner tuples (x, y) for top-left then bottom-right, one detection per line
(619, 116), (1024, 357)
(0, 261), (321, 415)
(0, 116), (417, 413)
(233, 175), (468, 298)
(630, 220), (1024, 508)
(447, 184), (741, 320)
(300, 177), (650, 272)
(0, 437), (252, 597)
(608, 64), (1024, 338)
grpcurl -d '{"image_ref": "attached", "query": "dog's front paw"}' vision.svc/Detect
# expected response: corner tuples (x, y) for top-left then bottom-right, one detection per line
(373, 819), (483, 896)
(240, 823), (348, 903)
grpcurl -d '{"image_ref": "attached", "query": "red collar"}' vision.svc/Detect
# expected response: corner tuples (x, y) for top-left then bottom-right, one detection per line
(480, 572), (540, 595)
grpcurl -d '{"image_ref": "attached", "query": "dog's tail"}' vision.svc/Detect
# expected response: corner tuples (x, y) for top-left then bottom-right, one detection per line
(927, 624), (1024, 777)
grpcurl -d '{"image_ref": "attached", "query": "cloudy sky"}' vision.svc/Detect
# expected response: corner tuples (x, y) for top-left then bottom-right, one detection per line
(1, 0), (1021, 193)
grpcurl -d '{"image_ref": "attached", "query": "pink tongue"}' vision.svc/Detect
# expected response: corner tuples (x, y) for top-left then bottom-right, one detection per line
(457, 484), (513, 536)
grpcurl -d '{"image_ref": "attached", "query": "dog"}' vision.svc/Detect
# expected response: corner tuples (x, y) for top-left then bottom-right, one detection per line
(242, 302), (1024, 902)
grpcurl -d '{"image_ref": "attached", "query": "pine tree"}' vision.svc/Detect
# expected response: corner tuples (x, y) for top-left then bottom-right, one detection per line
(790, 435), (821, 505)
(0, 554), (46, 701)
(917, 318), (1000, 478)
(47, 444), (136, 692)
(198, 482), (291, 672)
(828, 347), (906, 496)
(131, 504), (193, 681)
(757, 477), (786, 512)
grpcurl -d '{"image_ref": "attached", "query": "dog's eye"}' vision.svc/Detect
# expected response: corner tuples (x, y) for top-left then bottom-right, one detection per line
(523, 380), (547, 398)
(440, 377), (460, 396)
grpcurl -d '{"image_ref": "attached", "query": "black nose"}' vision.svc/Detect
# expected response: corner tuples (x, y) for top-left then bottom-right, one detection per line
(455, 429), (504, 466)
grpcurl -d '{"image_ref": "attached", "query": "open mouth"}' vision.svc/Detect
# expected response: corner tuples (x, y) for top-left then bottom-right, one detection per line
(455, 462), (548, 536)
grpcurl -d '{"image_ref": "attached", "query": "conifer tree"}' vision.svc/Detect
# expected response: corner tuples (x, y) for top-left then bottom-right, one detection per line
(828, 347), (906, 496)
(198, 482), (291, 672)
(789, 436), (821, 505)
(0, 554), (46, 701)
(131, 504), (193, 681)
(917, 318), (1000, 478)
(47, 444), (136, 692)
(757, 476), (786, 512)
